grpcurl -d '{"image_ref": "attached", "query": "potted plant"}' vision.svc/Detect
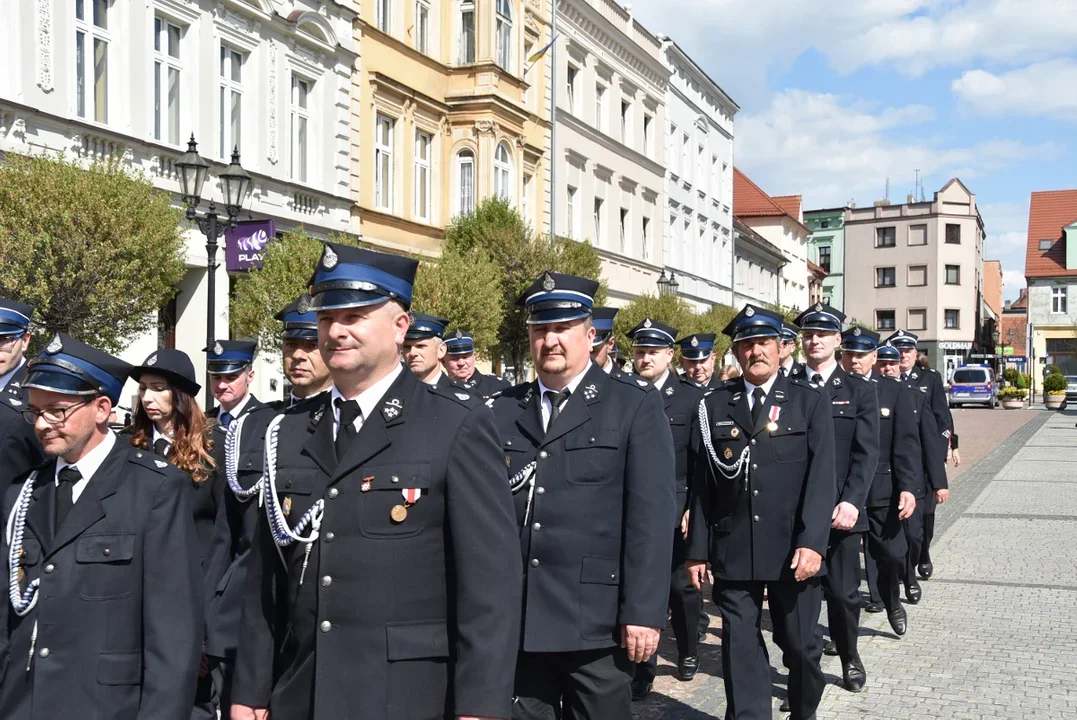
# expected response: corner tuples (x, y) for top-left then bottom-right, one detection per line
(1043, 371), (1067, 409)
(999, 386), (1027, 409)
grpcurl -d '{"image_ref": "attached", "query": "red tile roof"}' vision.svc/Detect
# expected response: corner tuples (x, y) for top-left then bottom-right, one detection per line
(1025, 190), (1077, 278)
(772, 195), (802, 221)
(733, 168), (809, 233)
(808, 260), (827, 278)
(1010, 287), (1028, 310)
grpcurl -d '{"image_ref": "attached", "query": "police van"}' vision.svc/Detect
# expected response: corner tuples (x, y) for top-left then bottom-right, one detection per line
(947, 364), (998, 408)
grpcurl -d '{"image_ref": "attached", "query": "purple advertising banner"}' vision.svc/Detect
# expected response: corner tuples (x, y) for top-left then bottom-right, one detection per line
(225, 219), (276, 271)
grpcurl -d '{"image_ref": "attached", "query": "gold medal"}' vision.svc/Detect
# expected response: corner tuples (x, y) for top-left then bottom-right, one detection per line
(730, 427), (739, 438)
(766, 421), (778, 433)
(391, 504), (408, 523)
(723, 447), (733, 460)
(283, 496), (292, 516)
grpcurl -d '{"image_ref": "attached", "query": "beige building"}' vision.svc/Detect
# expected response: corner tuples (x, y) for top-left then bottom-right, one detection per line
(844, 179), (987, 374)
(354, 0), (552, 256)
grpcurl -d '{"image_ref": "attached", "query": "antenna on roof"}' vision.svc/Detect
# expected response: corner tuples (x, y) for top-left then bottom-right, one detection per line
(885, 177), (890, 203)
(915, 169), (925, 202)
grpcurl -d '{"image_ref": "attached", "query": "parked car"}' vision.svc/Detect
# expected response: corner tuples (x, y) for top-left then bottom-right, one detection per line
(948, 365), (998, 408)
(1065, 375), (1077, 402)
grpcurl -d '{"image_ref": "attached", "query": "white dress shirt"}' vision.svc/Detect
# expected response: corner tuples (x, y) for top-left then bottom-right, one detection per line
(220, 392), (253, 424)
(330, 363), (404, 440)
(653, 370), (671, 391)
(0, 357), (25, 391)
(743, 373), (780, 411)
(804, 361), (839, 385)
(151, 427), (173, 454)
(537, 365), (592, 431)
(56, 429), (117, 503)
(424, 369), (444, 387)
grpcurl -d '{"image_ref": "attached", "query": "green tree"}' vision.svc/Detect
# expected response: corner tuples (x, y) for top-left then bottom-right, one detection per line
(411, 245), (503, 359)
(230, 229), (362, 352)
(0, 153), (186, 354)
(612, 293), (698, 359)
(444, 197), (605, 378)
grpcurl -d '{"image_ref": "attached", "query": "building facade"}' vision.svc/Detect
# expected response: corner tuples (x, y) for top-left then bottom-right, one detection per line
(353, 0), (551, 256)
(731, 219), (785, 308)
(656, 37), (736, 310)
(552, 0), (668, 304)
(0, 0), (359, 407)
(843, 179), (987, 374)
(1023, 189), (1077, 377)
(805, 207), (846, 310)
(983, 259), (1003, 319)
(1000, 288), (1028, 373)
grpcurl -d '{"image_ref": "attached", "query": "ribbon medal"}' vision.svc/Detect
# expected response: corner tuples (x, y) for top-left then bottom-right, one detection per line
(361, 476), (374, 492)
(391, 488), (422, 523)
(282, 496), (292, 517)
(766, 405), (781, 433)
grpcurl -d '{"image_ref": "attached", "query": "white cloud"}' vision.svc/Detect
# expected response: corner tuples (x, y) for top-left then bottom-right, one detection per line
(1002, 270), (1027, 300)
(980, 201), (1030, 300)
(952, 59), (1077, 120)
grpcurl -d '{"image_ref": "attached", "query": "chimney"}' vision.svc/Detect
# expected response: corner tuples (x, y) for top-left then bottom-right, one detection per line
(1005, 300), (1012, 311)
(907, 193), (915, 204)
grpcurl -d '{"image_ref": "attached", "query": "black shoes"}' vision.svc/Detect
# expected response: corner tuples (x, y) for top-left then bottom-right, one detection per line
(887, 603), (908, 636)
(677, 655), (699, 681)
(823, 640), (839, 656)
(630, 676), (652, 702)
(864, 600), (885, 613)
(905, 578), (922, 604)
(843, 655), (867, 692)
(918, 561), (934, 580)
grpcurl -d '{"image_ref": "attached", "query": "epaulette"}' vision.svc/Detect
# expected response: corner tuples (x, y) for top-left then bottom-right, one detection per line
(855, 373), (871, 382)
(789, 376), (825, 394)
(611, 371), (652, 391)
(428, 382), (480, 407)
(485, 388), (506, 407)
(1, 390), (24, 411)
(128, 447), (174, 474)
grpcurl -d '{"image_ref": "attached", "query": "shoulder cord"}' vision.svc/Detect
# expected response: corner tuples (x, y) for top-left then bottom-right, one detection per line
(697, 398), (752, 492)
(6, 473), (41, 671)
(225, 413), (263, 502)
(510, 461), (538, 530)
(261, 414), (323, 586)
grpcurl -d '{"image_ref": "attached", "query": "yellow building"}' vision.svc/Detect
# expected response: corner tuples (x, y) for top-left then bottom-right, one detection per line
(353, 0), (551, 254)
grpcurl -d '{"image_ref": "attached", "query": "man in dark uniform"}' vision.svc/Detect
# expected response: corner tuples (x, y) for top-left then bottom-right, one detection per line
(687, 304), (835, 720)
(779, 321), (799, 377)
(275, 295), (333, 409)
(403, 313), (454, 389)
(205, 340), (270, 430)
(231, 243), (520, 720)
(1, 333), (202, 719)
(678, 333), (720, 389)
(795, 304), (878, 694)
(442, 329), (511, 398)
(627, 318), (705, 700)
(841, 328), (918, 638)
(589, 307), (619, 374)
(886, 330), (953, 580)
(0, 299), (44, 486)
(490, 271), (675, 719)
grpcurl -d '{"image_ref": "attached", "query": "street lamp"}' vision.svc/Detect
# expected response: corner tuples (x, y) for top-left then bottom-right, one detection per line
(175, 135), (252, 408)
(657, 270), (670, 295)
(668, 271), (680, 296)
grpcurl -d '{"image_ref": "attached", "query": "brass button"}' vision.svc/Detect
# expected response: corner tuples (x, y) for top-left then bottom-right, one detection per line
(328, 488), (339, 499)
(751, 463), (758, 471)
(320, 621), (331, 633)
(321, 576), (332, 587)
(38, 648), (50, 658)
(532, 523), (541, 531)
(750, 439), (756, 446)
(103, 548), (110, 557)
(391, 475), (400, 484)
(753, 515), (760, 522)
(752, 489), (759, 496)
(325, 532), (335, 542)
(536, 487), (545, 495)
(530, 558), (540, 568)
(539, 451), (548, 460)
(44, 564), (55, 574)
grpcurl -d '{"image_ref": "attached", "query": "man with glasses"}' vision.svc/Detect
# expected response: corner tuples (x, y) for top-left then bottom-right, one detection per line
(0, 299), (44, 486)
(0, 333), (202, 718)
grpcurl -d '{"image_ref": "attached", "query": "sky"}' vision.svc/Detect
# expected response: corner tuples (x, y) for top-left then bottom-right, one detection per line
(629, 0), (1077, 301)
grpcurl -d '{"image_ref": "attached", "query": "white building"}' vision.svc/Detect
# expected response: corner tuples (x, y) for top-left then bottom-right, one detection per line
(656, 37), (737, 311)
(0, 0), (358, 408)
(553, 0), (669, 304)
(732, 219), (785, 307)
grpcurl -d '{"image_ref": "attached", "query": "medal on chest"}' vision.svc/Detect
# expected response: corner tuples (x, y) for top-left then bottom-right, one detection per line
(391, 487), (422, 523)
(766, 405), (781, 433)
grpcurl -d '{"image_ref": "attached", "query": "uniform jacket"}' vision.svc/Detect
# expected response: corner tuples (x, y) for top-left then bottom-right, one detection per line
(491, 362), (676, 653)
(687, 372), (836, 582)
(868, 375), (921, 508)
(0, 366), (44, 488)
(231, 369), (521, 720)
(0, 441), (202, 720)
(906, 385), (948, 494)
(452, 370), (511, 400)
(661, 374), (704, 518)
(809, 366), (879, 533)
(908, 368), (954, 458)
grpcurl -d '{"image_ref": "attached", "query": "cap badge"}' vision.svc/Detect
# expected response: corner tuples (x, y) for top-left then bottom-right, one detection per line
(691, 336), (699, 347)
(454, 329), (463, 339)
(542, 272), (556, 291)
(297, 294), (312, 314)
(213, 341), (224, 356)
(46, 335), (62, 354)
(745, 307), (755, 317)
(322, 245), (338, 269)
(644, 318), (653, 328)
(146, 354), (158, 367)
(853, 327), (861, 337)
(815, 303), (823, 311)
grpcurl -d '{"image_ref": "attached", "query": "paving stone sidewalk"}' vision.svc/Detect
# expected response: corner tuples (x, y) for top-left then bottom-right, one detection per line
(635, 409), (1077, 720)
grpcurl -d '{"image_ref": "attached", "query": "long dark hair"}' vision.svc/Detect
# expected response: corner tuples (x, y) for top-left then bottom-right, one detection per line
(130, 385), (216, 484)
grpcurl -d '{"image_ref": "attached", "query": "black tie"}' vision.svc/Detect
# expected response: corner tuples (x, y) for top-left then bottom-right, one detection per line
(334, 399), (361, 461)
(750, 387), (766, 426)
(153, 438), (170, 457)
(901, 372), (908, 382)
(545, 389), (570, 432)
(56, 466), (81, 528)
(812, 373), (823, 385)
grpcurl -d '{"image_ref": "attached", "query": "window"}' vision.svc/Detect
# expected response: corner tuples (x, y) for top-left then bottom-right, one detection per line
(875, 267), (896, 288)
(1053, 286), (1068, 314)
(820, 220), (831, 229)
(818, 245), (831, 273)
(875, 310), (896, 330)
(455, 150), (474, 215)
(593, 198), (604, 245)
(876, 227), (896, 248)
(290, 76), (311, 183)
(153, 18), (182, 145)
(375, 115), (394, 211)
(522, 174), (532, 224)
(415, 0), (430, 53)
(697, 145), (705, 187)
(909, 224), (927, 245)
(908, 309), (927, 331)
(908, 265), (927, 286)
(495, 0), (512, 70)
(595, 85), (606, 131)
(1039, 238), (1053, 251)
(642, 217), (650, 259)
(219, 46), (243, 158)
(458, 0), (475, 63)
(643, 114), (653, 157)
(681, 133), (690, 184)
(493, 142), (512, 201)
(620, 101), (630, 145)
(619, 207), (629, 252)
(945, 264), (960, 285)
(946, 223), (961, 244)
(414, 131), (431, 221)
(566, 66), (578, 113)
(944, 309), (960, 329)
(711, 155), (719, 196)
(76, 0), (110, 123)
(377, 0), (392, 32)
(668, 123), (678, 175)
(566, 186), (578, 238)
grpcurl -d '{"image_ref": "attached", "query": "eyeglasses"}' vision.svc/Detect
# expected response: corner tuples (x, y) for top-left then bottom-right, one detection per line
(21, 398), (94, 426)
(0, 334), (26, 350)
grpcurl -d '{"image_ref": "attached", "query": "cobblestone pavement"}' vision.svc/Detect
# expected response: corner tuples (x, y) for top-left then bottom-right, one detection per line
(634, 407), (1074, 719)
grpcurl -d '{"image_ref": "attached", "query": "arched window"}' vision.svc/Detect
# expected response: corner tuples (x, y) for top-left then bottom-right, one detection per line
(494, 142), (513, 201)
(456, 150), (475, 215)
(495, 0), (512, 70)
